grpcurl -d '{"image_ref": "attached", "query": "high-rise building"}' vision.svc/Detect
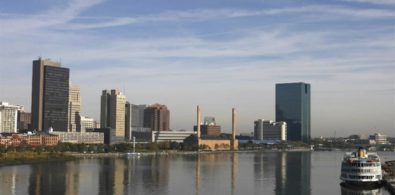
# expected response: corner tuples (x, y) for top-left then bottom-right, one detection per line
(68, 83), (81, 132)
(144, 104), (170, 131)
(125, 102), (132, 140)
(0, 102), (19, 133)
(31, 58), (69, 132)
(275, 82), (311, 143)
(254, 119), (287, 141)
(132, 104), (146, 128)
(100, 89), (126, 138)
(17, 111), (31, 131)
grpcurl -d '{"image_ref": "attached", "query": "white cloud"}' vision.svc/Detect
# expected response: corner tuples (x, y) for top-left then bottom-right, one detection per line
(62, 5), (394, 30)
(340, 0), (395, 5)
(0, 0), (103, 34)
(0, 0), (394, 136)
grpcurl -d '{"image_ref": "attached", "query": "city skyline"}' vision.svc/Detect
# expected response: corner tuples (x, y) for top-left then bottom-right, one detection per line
(0, 0), (394, 136)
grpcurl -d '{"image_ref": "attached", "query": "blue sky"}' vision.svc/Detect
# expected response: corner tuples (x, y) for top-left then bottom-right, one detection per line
(0, 0), (394, 136)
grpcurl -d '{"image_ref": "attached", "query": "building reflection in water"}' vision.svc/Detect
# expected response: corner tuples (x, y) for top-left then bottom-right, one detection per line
(28, 162), (67, 195)
(0, 165), (31, 195)
(0, 152), (316, 195)
(98, 158), (127, 195)
(195, 153), (239, 195)
(275, 152), (311, 195)
(231, 153), (238, 195)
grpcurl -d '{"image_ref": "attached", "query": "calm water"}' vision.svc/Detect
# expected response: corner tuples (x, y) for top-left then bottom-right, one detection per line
(0, 151), (394, 195)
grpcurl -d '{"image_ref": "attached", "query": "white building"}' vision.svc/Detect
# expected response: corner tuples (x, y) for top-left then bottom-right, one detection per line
(78, 115), (97, 133)
(369, 133), (388, 145)
(254, 119), (287, 141)
(152, 131), (196, 143)
(51, 131), (104, 144)
(0, 102), (19, 133)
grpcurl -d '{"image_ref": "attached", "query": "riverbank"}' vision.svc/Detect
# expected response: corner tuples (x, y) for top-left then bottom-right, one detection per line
(67, 148), (313, 158)
(0, 152), (75, 166)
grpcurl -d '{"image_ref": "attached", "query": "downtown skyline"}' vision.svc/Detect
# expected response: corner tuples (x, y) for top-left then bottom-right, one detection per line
(0, 0), (394, 137)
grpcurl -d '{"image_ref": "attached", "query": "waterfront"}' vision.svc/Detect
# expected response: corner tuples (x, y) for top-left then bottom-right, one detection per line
(0, 151), (394, 195)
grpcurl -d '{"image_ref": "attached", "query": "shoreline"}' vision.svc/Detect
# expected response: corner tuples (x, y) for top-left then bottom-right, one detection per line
(1, 150), (394, 167)
(0, 152), (75, 167)
(68, 148), (313, 158)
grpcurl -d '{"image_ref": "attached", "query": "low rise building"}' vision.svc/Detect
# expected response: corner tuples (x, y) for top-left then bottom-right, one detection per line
(369, 133), (388, 145)
(152, 130), (196, 143)
(93, 128), (124, 145)
(77, 115), (97, 133)
(51, 131), (104, 144)
(193, 116), (222, 137)
(0, 133), (59, 146)
(254, 119), (287, 141)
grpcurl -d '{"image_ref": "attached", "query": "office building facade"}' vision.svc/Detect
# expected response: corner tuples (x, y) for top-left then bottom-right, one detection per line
(17, 111), (31, 131)
(254, 119), (287, 141)
(31, 58), (69, 132)
(275, 82), (311, 143)
(125, 102), (132, 140)
(132, 104), (146, 127)
(0, 102), (19, 133)
(100, 89), (126, 138)
(144, 104), (170, 131)
(68, 84), (81, 132)
(77, 115), (97, 133)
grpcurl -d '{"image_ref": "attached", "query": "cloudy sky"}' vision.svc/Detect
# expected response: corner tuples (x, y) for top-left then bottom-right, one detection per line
(0, 0), (394, 137)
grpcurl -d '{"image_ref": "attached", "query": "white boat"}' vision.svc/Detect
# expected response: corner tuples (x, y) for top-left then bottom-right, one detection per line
(340, 147), (383, 186)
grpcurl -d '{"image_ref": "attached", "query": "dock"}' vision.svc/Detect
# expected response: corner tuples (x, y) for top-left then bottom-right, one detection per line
(383, 160), (395, 194)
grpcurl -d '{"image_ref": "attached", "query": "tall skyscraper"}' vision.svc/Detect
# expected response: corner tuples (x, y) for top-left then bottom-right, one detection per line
(144, 104), (170, 131)
(100, 89), (126, 138)
(125, 102), (132, 140)
(132, 104), (146, 128)
(31, 58), (69, 132)
(68, 83), (81, 132)
(275, 82), (311, 143)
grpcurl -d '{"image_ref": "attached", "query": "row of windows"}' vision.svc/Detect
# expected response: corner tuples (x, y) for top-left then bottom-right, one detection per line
(345, 162), (379, 167)
(342, 169), (375, 173)
(348, 175), (374, 179)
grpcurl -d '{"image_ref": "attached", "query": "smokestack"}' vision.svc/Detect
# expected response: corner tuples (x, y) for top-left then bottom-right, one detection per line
(232, 108), (236, 141)
(197, 105), (201, 139)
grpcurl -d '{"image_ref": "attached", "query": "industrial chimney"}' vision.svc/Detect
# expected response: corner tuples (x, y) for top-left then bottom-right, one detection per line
(231, 108), (237, 150)
(197, 105), (201, 140)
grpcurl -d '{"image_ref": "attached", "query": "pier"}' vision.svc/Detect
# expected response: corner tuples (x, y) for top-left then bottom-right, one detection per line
(383, 160), (395, 194)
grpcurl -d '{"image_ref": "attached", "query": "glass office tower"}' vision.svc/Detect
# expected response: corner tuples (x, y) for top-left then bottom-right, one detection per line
(275, 82), (311, 143)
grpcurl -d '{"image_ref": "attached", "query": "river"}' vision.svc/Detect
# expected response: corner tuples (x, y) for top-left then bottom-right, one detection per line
(0, 151), (393, 195)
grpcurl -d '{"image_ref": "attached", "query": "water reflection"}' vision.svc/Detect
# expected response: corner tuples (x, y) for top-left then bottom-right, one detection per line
(341, 185), (383, 195)
(253, 152), (311, 195)
(194, 153), (239, 195)
(0, 152), (392, 195)
(275, 152), (311, 195)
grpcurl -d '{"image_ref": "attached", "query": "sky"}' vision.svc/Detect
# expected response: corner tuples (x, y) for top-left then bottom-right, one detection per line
(0, 0), (394, 137)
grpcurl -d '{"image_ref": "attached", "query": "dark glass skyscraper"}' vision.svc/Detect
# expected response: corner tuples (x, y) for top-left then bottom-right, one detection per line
(275, 82), (311, 143)
(31, 58), (69, 132)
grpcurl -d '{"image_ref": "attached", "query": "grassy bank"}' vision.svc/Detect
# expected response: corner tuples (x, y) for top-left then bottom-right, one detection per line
(0, 151), (75, 166)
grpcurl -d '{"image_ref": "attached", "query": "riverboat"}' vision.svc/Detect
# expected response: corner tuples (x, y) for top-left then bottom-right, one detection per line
(340, 147), (383, 186)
